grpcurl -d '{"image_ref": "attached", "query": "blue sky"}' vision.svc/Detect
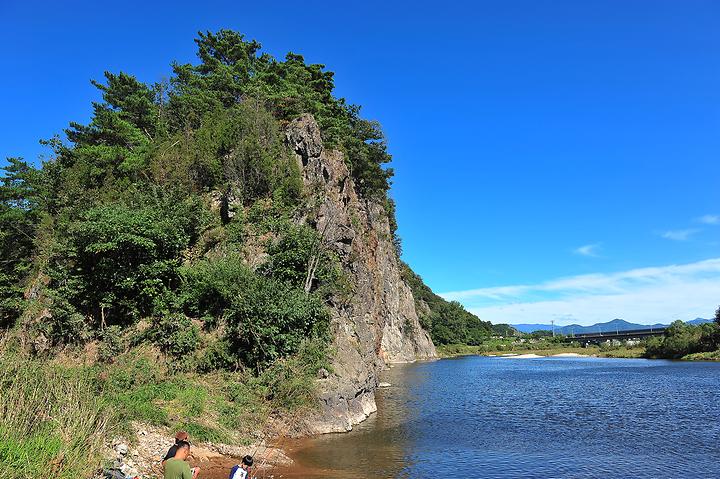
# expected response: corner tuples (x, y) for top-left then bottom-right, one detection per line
(2, 0), (719, 325)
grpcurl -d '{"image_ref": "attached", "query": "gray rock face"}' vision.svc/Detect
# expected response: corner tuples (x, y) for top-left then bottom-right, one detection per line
(285, 114), (436, 433)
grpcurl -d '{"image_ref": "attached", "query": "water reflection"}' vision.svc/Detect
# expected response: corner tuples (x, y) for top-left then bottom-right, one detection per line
(280, 357), (720, 479)
(281, 364), (426, 478)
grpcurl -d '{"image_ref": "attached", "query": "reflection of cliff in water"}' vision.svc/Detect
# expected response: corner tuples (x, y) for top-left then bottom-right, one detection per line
(280, 356), (720, 479)
(278, 362), (431, 478)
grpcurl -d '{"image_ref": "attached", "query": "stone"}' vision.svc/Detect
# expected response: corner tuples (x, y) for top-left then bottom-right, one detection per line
(120, 463), (139, 477)
(285, 114), (323, 161)
(115, 443), (129, 456)
(316, 368), (330, 379)
(286, 114), (436, 434)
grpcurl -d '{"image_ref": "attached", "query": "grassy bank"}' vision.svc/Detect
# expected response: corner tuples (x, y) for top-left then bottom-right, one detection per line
(0, 341), (325, 479)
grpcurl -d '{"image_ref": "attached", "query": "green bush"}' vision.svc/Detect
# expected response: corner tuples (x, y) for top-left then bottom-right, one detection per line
(182, 256), (329, 371)
(46, 193), (203, 331)
(149, 314), (201, 358)
(196, 338), (237, 372)
(256, 339), (330, 412)
(98, 325), (125, 363)
(259, 220), (341, 295)
(644, 320), (720, 359)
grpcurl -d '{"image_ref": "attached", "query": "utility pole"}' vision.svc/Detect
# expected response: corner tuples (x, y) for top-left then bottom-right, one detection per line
(551, 320), (555, 338)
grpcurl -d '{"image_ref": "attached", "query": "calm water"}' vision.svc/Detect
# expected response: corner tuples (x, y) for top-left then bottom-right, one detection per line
(283, 356), (720, 478)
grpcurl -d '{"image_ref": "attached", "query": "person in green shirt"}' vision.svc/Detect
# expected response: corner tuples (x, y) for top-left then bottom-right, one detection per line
(163, 440), (200, 479)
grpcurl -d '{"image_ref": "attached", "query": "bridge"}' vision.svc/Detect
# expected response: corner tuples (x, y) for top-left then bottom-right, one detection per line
(559, 327), (666, 345)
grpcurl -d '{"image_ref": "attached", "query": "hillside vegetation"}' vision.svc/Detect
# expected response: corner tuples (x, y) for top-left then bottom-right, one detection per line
(0, 30), (491, 477)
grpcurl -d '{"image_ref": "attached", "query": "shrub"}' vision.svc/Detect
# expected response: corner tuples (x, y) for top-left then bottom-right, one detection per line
(256, 339), (330, 412)
(644, 320), (720, 359)
(46, 193), (203, 330)
(182, 256), (329, 371)
(98, 325), (125, 363)
(195, 338), (237, 372)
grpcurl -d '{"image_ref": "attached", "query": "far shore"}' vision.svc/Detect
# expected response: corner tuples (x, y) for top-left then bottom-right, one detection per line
(437, 344), (646, 360)
(437, 344), (720, 361)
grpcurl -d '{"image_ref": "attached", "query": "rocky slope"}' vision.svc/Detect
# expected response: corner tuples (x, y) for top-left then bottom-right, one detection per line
(286, 115), (436, 433)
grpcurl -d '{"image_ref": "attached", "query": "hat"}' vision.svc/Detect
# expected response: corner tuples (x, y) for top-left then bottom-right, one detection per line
(242, 455), (253, 467)
(175, 431), (189, 442)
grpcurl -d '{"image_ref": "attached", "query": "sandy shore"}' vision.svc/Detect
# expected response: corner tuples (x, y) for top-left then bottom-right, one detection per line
(497, 352), (590, 359)
(500, 353), (543, 359)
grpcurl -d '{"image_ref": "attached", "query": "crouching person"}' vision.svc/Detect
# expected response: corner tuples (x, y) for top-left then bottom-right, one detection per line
(229, 455), (253, 479)
(164, 440), (200, 479)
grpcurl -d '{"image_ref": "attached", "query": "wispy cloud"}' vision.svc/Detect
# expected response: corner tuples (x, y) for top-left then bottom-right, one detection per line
(661, 229), (699, 241)
(698, 214), (720, 225)
(574, 243), (600, 257)
(439, 258), (720, 325)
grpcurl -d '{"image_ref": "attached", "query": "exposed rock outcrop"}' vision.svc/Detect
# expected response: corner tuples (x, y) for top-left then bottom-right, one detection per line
(285, 114), (436, 433)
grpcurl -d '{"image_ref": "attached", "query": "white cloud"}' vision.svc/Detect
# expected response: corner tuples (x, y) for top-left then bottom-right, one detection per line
(698, 215), (720, 225)
(661, 229), (699, 241)
(439, 258), (720, 325)
(574, 243), (600, 257)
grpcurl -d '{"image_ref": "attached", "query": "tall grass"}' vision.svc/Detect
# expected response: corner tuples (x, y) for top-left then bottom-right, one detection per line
(0, 353), (114, 479)
(0, 338), (328, 478)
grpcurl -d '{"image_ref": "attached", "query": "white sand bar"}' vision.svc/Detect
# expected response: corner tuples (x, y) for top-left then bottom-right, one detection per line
(501, 353), (543, 359)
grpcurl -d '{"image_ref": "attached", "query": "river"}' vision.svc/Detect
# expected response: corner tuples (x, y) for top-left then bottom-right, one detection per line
(277, 356), (720, 478)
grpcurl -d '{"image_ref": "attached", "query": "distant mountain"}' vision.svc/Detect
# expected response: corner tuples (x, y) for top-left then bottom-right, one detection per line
(687, 318), (713, 325)
(511, 318), (698, 334)
(555, 319), (667, 336)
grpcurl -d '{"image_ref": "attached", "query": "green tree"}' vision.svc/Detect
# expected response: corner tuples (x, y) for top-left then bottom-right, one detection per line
(0, 158), (41, 327)
(181, 256), (328, 370)
(48, 193), (203, 331)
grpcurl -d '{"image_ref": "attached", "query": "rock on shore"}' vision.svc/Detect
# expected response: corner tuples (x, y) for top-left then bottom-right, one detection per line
(286, 115), (436, 433)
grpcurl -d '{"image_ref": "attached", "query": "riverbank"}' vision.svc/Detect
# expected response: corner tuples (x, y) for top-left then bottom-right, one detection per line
(436, 344), (645, 359)
(0, 346), (314, 478)
(109, 422), (292, 479)
(437, 343), (720, 361)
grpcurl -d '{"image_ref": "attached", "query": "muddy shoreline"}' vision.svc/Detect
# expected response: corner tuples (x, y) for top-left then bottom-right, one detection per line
(199, 438), (342, 479)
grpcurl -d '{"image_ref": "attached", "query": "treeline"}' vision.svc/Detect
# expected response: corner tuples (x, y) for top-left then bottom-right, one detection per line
(644, 314), (720, 359)
(0, 29), (398, 373)
(401, 263), (494, 345)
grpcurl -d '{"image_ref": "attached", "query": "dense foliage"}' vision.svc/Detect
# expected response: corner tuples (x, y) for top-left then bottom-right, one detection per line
(644, 318), (720, 359)
(0, 29), (399, 374)
(491, 323), (520, 337)
(0, 27), (483, 478)
(401, 262), (493, 345)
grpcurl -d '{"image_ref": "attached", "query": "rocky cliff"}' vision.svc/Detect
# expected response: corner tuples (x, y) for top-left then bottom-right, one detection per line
(285, 115), (436, 433)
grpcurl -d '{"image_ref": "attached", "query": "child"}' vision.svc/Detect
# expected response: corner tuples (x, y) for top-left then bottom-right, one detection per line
(228, 455), (253, 479)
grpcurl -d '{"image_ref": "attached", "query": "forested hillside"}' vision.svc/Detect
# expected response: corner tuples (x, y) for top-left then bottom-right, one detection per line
(401, 263), (494, 345)
(0, 30), (491, 477)
(1, 29), (490, 361)
(1, 30), (391, 360)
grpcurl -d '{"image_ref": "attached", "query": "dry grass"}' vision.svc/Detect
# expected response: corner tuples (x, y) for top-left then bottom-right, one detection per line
(0, 353), (115, 479)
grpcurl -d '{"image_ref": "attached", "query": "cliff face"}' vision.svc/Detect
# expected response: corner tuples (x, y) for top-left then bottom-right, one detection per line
(286, 115), (436, 433)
